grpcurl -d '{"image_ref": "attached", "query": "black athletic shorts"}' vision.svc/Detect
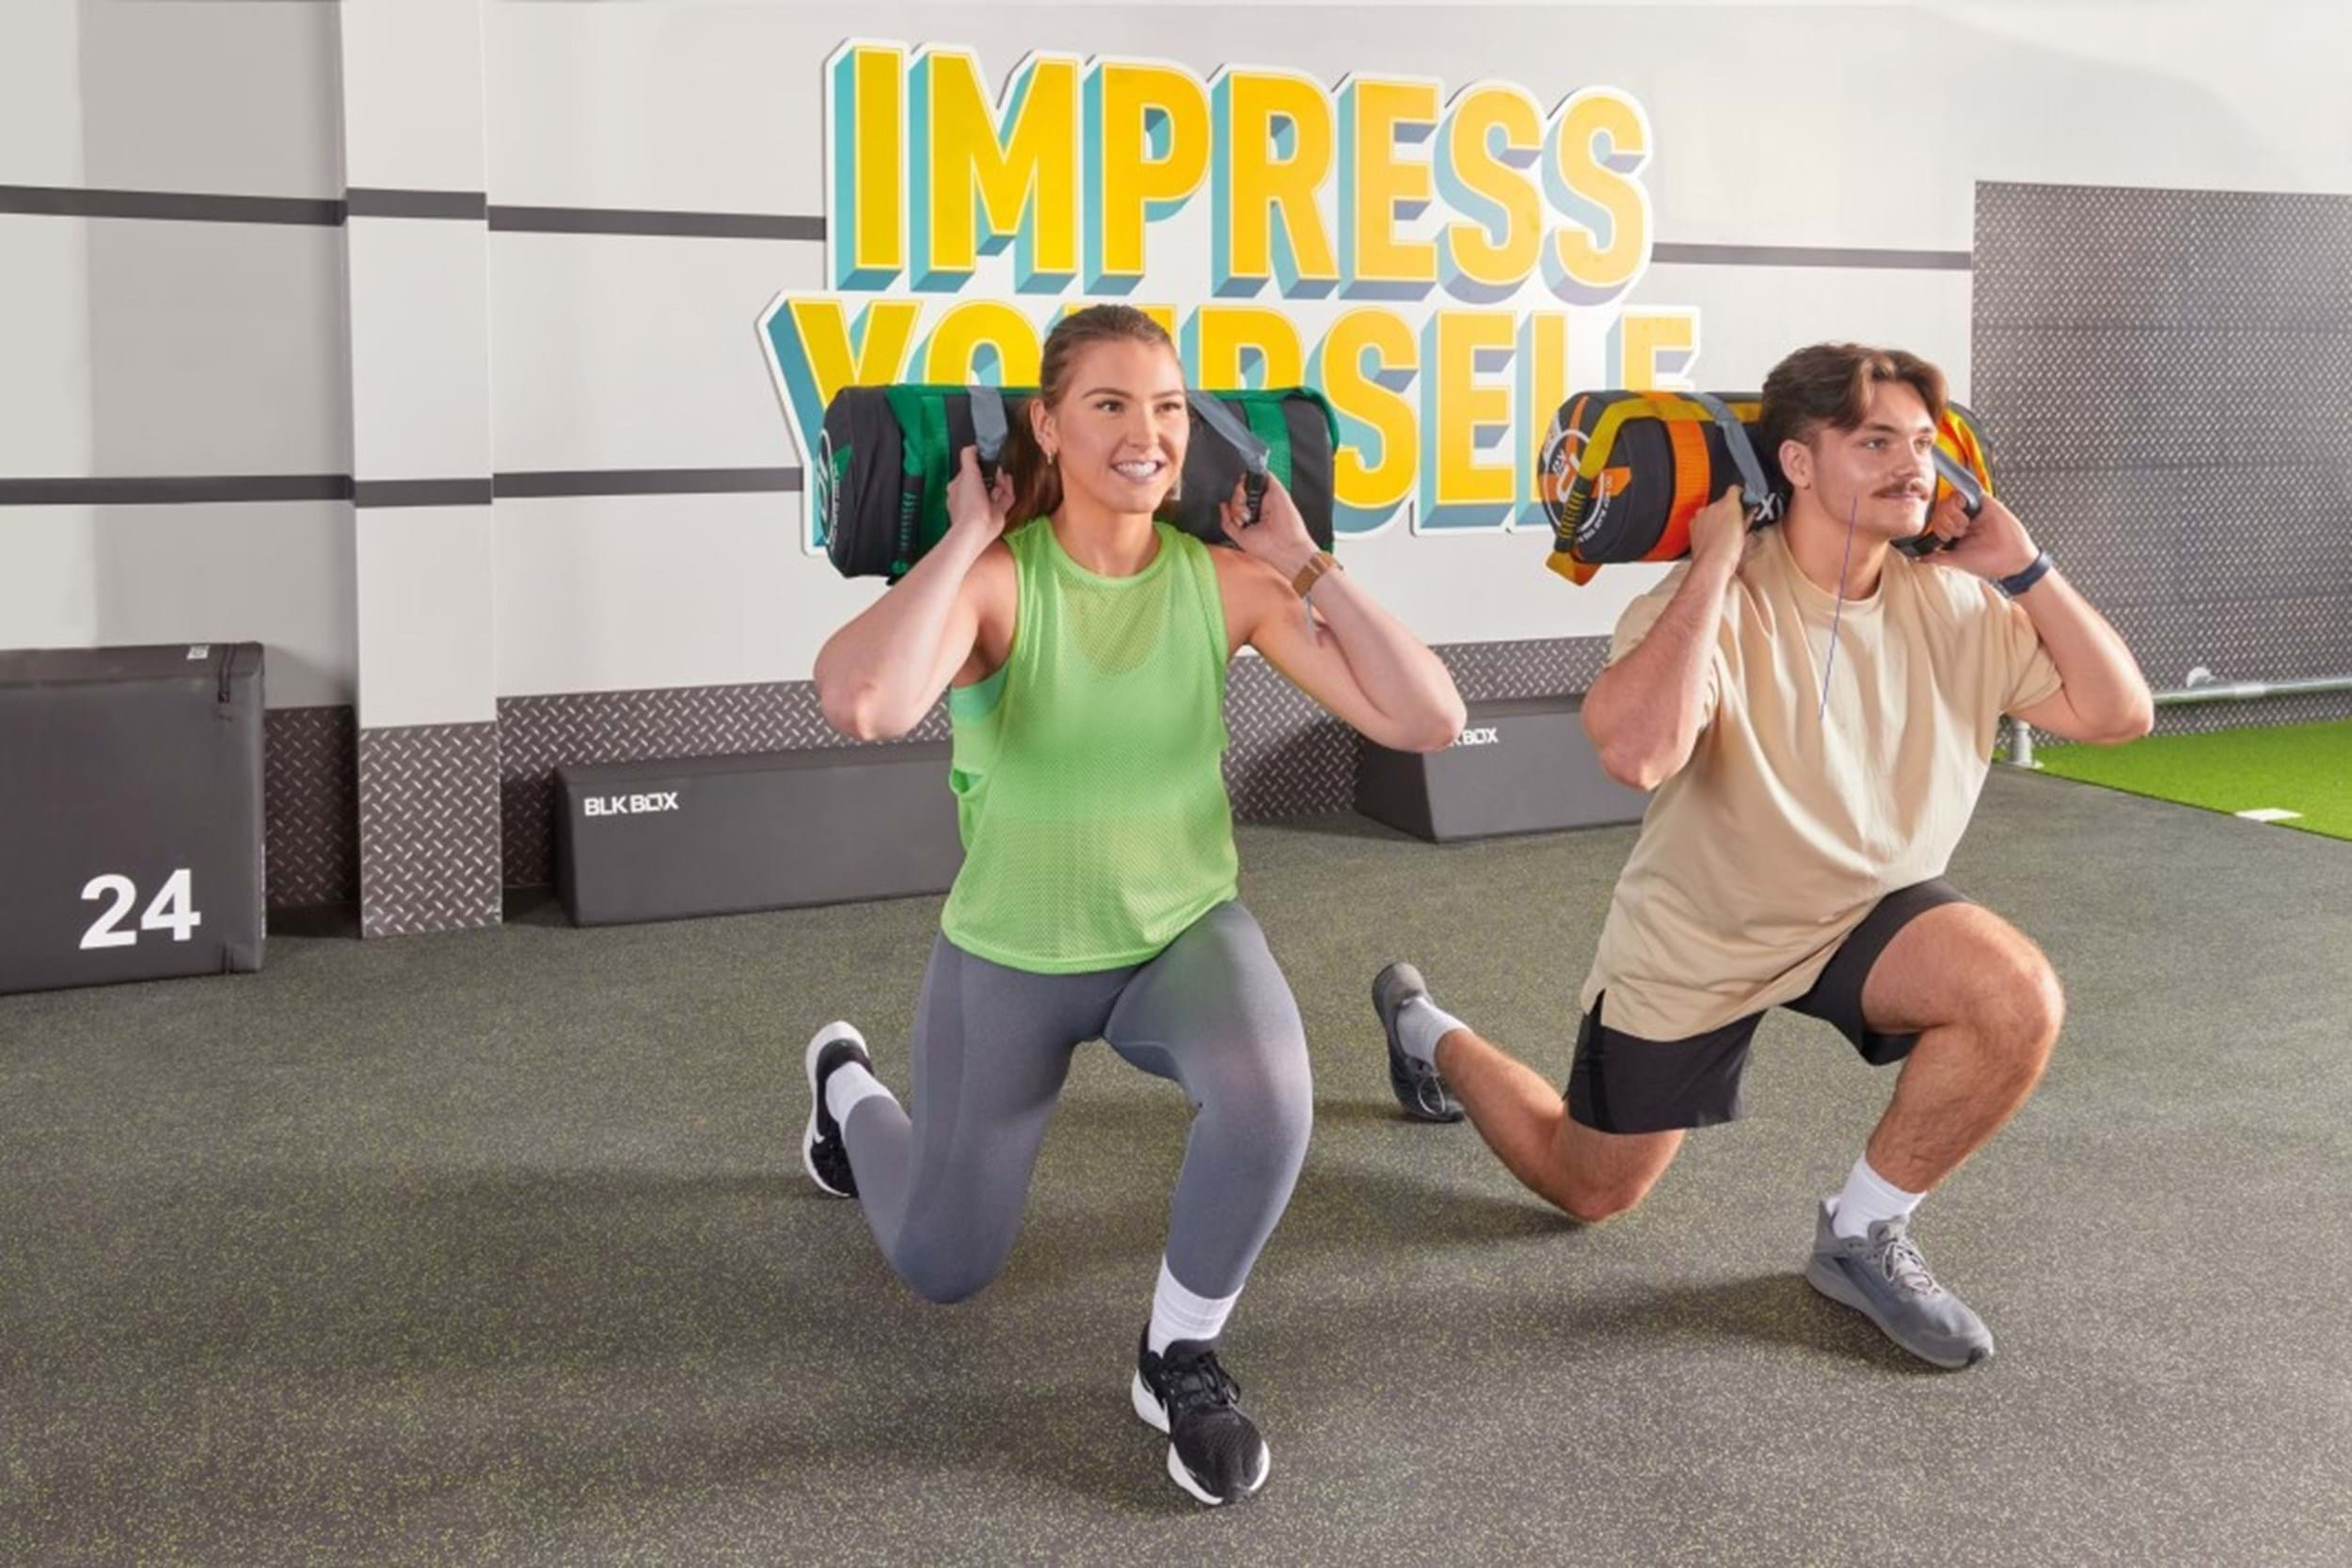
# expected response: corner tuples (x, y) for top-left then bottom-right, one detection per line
(1565, 879), (1969, 1135)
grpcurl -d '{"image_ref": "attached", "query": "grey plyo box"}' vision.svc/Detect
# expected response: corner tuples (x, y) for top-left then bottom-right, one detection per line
(0, 642), (267, 995)
(1355, 695), (1649, 843)
(554, 743), (964, 926)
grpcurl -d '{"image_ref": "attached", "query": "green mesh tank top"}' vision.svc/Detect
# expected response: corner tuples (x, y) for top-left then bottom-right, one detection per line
(938, 517), (1239, 973)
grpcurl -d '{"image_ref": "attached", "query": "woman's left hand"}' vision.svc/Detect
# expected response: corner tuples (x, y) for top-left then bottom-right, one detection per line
(1218, 471), (1319, 577)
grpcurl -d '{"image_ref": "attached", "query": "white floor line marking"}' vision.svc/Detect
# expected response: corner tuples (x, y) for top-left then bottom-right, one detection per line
(2235, 807), (2303, 823)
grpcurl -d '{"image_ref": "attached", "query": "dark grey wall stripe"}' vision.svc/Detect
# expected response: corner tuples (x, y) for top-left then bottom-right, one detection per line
(0, 475), (353, 506)
(1650, 242), (1972, 270)
(353, 479), (497, 509)
(489, 205), (825, 241)
(345, 188), (487, 220)
(0, 183), (343, 227)
(4, 471), (804, 506)
(0, 183), (1971, 271)
(497, 467), (802, 499)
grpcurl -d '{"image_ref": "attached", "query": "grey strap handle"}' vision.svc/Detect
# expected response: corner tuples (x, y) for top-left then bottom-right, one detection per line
(1685, 391), (1772, 515)
(1931, 448), (1984, 516)
(1892, 449), (1988, 559)
(1187, 390), (1272, 526)
(966, 384), (1009, 484)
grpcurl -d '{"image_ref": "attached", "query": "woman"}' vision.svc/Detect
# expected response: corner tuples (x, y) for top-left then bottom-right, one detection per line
(802, 304), (1464, 1504)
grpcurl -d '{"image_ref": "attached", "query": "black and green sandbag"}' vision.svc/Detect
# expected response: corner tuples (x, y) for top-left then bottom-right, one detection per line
(811, 384), (1340, 580)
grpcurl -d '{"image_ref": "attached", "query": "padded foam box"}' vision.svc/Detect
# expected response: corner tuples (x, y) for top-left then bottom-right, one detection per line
(1354, 695), (1649, 843)
(555, 742), (964, 926)
(0, 642), (266, 994)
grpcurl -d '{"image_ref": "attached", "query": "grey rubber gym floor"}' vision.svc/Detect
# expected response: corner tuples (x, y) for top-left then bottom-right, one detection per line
(4, 768), (2348, 1566)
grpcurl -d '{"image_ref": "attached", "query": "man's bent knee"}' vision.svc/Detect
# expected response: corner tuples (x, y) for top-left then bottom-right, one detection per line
(1543, 1120), (1679, 1225)
(1964, 951), (2066, 1063)
(1554, 1176), (1652, 1226)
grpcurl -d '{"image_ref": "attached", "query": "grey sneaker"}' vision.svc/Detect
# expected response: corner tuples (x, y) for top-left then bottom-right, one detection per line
(1372, 962), (1464, 1123)
(1804, 1203), (1995, 1369)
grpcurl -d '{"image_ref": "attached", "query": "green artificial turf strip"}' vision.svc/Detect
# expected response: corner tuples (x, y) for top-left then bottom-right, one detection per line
(2033, 719), (2352, 842)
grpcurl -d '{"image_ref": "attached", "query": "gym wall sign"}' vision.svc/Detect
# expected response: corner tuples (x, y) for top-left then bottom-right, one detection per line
(759, 41), (1701, 545)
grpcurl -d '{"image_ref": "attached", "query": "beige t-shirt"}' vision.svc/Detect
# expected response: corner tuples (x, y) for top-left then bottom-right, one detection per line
(1579, 524), (2063, 1040)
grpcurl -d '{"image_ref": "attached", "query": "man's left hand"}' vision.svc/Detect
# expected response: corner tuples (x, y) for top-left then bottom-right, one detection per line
(1920, 488), (2038, 581)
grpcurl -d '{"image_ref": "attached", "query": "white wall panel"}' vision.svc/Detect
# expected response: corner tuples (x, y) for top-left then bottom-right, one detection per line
(0, 0), (85, 188)
(0, 509), (99, 650)
(0, 218), (94, 477)
(1632, 263), (1974, 400)
(487, 4), (839, 214)
(79, 220), (350, 477)
(87, 501), (358, 707)
(339, 0), (486, 191)
(345, 220), (491, 482)
(76, 0), (342, 198)
(356, 506), (497, 727)
(494, 490), (864, 697)
(485, 4), (2352, 229)
(489, 230), (820, 473)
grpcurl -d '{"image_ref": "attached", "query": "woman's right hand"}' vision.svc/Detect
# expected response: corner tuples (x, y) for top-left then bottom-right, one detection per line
(946, 446), (1014, 546)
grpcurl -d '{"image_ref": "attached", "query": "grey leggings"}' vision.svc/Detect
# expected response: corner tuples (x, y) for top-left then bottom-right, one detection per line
(842, 900), (1312, 1306)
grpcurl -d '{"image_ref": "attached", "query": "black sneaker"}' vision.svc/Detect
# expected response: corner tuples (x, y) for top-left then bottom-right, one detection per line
(802, 1022), (873, 1199)
(1373, 961), (1464, 1122)
(1131, 1331), (1269, 1506)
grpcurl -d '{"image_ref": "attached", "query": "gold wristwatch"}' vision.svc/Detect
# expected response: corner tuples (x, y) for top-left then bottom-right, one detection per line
(1291, 550), (1342, 599)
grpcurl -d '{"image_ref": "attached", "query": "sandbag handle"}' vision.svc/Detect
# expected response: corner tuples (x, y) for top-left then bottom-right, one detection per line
(966, 384), (1009, 486)
(1687, 391), (1772, 517)
(1931, 448), (1984, 518)
(1892, 451), (1988, 559)
(1188, 391), (1272, 527)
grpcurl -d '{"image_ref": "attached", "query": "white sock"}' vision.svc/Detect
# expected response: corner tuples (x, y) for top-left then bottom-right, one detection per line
(1395, 994), (1468, 1067)
(1829, 1154), (1924, 1241)
(825, 1061), (891, 1126)
(1147, 1259), (1239, 1354)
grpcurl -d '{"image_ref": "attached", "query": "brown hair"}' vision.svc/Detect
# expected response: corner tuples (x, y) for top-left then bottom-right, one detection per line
(1002, 304), (1184, 526)
(1757, 342), (1948, 466)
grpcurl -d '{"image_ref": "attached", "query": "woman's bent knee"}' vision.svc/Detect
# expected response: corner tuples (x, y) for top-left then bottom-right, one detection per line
(891, 1231), (1013, 1305)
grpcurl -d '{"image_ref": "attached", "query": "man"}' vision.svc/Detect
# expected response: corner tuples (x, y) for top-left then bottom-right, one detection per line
(1373, 343), (2153, 1367)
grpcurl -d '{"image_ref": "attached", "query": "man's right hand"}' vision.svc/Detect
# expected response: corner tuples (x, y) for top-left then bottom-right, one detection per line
(945, 446), (1013, 547)
(1689, 483), (1752, 566)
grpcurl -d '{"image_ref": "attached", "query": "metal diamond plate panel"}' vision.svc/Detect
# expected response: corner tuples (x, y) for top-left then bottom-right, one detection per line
(263, 705), (357, 908)
(1221, 657), (1359, 820)
(1976, 181), (2352, 738)
(358, 722), (502, 938)
(1975, 184), (2352, 332)
(1438, 637), (1611, 703)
